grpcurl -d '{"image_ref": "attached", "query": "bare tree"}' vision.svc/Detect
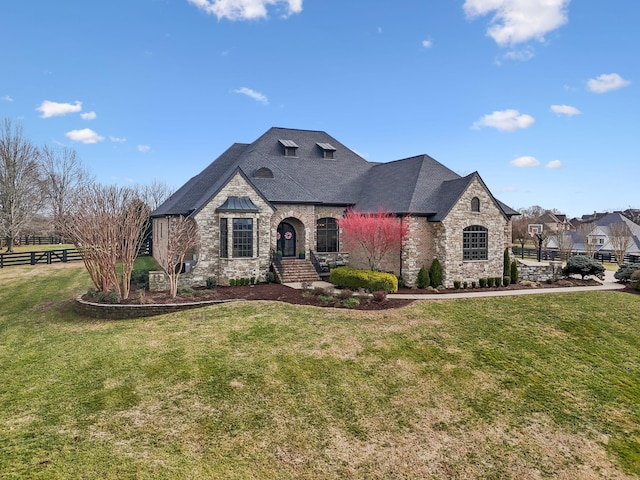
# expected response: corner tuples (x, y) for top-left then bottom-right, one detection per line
(40, 145), (93, 237)
(552, 226), (574, 261)
(608, 222), (633, 266)
(141, 180), (173, 211)
(578, 224), (597, 258)
(511, 214), (529, 255)
(117, 190), (151, 300)
(159, 215), (200, 298)
(62, 184), (150, 299)
(0, 119), (43, 252)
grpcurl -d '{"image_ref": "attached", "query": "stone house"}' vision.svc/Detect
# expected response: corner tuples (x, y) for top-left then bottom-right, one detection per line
(151, 127), (518, 287)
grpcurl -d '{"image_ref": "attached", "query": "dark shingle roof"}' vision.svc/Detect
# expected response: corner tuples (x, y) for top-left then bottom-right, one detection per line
(152, 127), (517, 220)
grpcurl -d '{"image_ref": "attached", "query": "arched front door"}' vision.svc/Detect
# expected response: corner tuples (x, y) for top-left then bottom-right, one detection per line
(277, 222), (296, 257)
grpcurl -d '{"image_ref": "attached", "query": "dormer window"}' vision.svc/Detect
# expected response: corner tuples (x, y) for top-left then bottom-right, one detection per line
(253, 167), (274, 178)
(279, 139), (299, 157)
(317, 142), (336, 159)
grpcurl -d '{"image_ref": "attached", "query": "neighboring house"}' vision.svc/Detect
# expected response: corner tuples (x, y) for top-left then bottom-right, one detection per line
(537, 212), (572, 233)
(151, 127), (518, 287)
(564, 212), (640, 261)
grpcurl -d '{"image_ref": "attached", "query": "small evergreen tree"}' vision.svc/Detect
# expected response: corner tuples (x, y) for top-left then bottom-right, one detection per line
(417, 266), (430, 289)
(503, 248), (510, 276)
(429, 258), (443, 287)
(510, 261), (519, 284)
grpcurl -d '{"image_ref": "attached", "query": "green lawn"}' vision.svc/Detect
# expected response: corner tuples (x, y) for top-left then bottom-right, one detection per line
(1, 264), (639, 479)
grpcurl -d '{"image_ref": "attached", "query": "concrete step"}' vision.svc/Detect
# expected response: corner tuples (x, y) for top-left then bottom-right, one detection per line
(276, 259), (321, 283)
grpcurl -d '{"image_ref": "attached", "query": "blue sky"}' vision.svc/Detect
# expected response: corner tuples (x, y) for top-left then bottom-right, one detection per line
(1, 0), (637, 218)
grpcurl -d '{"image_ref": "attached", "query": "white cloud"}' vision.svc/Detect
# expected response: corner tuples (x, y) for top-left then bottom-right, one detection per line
(421, 39), (433, 48)
(464, 0), (570, 46)
(550, 104), (581, 116)
(586, 73), (631, 93)
(511, 156), (539, 167)
(137, 145), (151, 153)
(37, 100), (82, 118)
(188, 0), (302, 21)
(546, 160), (563, 169)
(80, 111), (97, 120)
(233, 87), (269, 105)
(65, 128), (104, 144)
(110, 136), (127, 143)
(499, 46), (535, 63)
(2, 95), (13, 102)
(472, 109), (535, 131)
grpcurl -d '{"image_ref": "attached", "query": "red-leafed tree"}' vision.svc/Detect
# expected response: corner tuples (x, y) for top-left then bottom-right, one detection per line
(339, 208), (409, 271)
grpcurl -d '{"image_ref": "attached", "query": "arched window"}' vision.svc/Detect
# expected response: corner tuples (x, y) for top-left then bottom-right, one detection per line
(316, 217), (338, 252)
(471, 197), (480, 212)
(463, 225), (487, 260)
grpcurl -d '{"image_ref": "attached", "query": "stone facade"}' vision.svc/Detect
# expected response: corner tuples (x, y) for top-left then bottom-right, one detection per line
(517, 260), (563, 282)
(436, 177), (511, 287)
(153, 174), (512, 290)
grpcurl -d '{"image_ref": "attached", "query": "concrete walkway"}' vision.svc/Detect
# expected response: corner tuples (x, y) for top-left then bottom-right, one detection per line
(283, 267), (624, 300)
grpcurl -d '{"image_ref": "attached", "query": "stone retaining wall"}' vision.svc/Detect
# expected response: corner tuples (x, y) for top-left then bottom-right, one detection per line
(75, 295), (240, 320)
(517, 260), (563, 283)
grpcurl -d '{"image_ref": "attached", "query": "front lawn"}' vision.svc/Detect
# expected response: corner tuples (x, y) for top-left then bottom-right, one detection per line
(1, 264), (639, 479)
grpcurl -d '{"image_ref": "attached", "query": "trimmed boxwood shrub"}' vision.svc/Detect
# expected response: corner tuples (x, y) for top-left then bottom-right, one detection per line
(478, 277), (487, 288)
(494, 276), (502, 287)
(487, 277), (495, 287)
(510, 261), (519, 284)
(503, 276), (511, 286)
(453, 280), (461, 289)
(329, 267), (398, 293)
(630, 270), (640, 291)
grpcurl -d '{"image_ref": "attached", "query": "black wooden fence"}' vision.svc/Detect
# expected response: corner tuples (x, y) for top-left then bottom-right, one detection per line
(0, 248), (83, 268)
(0, 236), (67, 248)
(513, 247), (640, 264)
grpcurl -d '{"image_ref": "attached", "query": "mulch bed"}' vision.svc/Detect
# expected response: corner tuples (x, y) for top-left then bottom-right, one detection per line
(106, 277), (619, 312)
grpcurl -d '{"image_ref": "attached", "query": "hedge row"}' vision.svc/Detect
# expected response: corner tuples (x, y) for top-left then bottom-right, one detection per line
(329, 267), (398, 293)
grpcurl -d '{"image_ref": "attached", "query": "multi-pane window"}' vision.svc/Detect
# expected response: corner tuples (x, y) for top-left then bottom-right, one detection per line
(220, 218), (228, 258)
(463, 225), (488, 260)
(471, 197), (480, 212)
(316, 217), (338, 252)
(232, 218), (253, 257)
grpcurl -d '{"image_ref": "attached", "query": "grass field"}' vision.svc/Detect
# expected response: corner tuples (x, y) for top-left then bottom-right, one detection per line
(1, 264), (639, 479)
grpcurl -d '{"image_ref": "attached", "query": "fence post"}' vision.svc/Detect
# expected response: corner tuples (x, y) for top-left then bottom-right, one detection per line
(30, 252), (36, 265)
(63, 250), (67, 262)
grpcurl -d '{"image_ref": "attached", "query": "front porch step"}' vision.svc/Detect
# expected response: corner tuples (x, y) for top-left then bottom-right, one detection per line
(275, 259), (321, 283)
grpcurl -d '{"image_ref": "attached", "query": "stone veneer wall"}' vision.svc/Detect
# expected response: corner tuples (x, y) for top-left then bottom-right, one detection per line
(517, 260), (563, 282)
(180, 172), (274, 287)
(437, 177), (510, 288)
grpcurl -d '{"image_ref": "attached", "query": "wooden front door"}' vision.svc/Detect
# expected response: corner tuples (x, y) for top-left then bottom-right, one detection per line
(277, 222), (296, 257)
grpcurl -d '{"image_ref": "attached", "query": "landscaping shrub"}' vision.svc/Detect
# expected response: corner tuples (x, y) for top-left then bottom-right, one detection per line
(429, 259), (443, 287)
(341, 297), (360, 308)
(510, 261), (519, 284)
(229, 278), (236, 286)
(479, 278), (487, 288)
(630, 270), (640, 291)
(504, 248), (510, 277)
(337, 289), (354, 300)
(177, 286), (194, 295)
(453, 280), (461, 289)
(614, 263), (640, 283)
(503, 276), (511, 286)
(471, 281), (476, 288)
(130, 269), (150, 289)
(417, 266), (430, 289)
(264, 271), (275, 283)
(487, 277), (495, 287)
(329, 267), (398, 293)
(205, 277), (217, 289)
(562, 255), (605, 280)
(463, 281), (468, 289)
(372, 290), (387, 302)
(91, 289), (121, 304)
(494, 276), (502, 287)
